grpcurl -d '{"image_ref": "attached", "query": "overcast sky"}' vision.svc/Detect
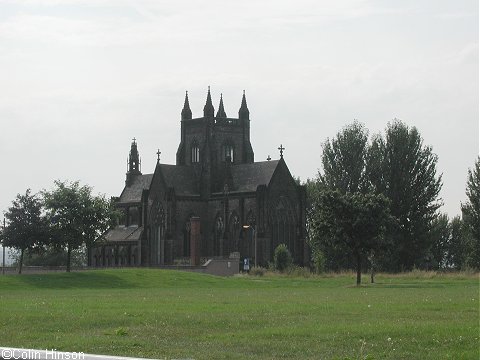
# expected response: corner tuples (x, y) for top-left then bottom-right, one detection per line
(0, 0), (478, 222)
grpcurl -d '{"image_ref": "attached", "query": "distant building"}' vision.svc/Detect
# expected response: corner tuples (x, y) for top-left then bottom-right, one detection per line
(90, 89), (307, 267)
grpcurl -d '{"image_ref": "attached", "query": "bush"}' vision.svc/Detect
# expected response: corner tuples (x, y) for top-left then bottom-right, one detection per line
(312, 249), (326, 274)
(249, 266), (266, 276)
(286, 265), (311, 278)
(274, 244), (292, 272)
(174, 257), (191, 266)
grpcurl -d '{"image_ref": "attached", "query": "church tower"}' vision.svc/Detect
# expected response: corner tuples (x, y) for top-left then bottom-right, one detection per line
(126, 138), (142, 186)
(176, 89), (254, 164)
(175, 88), (255, 192)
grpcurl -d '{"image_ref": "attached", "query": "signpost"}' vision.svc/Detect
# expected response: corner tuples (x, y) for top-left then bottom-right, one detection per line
(243, 257), (250, 272)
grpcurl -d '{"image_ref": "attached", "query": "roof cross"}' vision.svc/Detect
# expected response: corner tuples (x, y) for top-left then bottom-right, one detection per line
(156, 149), (161, 162)
(132, 137), (136, 144)
(278, 144), (285, 158)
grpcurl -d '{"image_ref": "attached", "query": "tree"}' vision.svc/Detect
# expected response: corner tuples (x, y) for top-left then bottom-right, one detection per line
(426, 215), (475, 271)
(320, 121), (370, 193)
(312, 249), (326, 274)
(448, 216), (471, 270)
(312, 189), (391, 285)
(461, 157), (480, 269)
(308, 122), (371, 271)
(428, 213), (450, 270)
(305, 178), (337, 269)
(43, 180), (117, 272)
(367, 120), (442, 271)
(2, 189), (48, 274)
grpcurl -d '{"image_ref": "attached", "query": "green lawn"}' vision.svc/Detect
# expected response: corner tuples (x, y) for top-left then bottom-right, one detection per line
(0, 269), (478, 359)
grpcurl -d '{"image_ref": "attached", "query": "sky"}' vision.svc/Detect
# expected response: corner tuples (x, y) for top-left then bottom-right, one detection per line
(0, 0), (478, 226)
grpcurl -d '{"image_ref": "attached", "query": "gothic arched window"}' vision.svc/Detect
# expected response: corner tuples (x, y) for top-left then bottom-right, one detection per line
(183, 213), (195, 257)
(270, 197), (296, 259)
(227, 212), (240, 256)
(223, 143), (234, 162)
(150, 201), (165, 265)
(214, 213), (224, 256)
(128, 206), (139, 226)
(246, 210), (256, 226)
(191, 141), (200, 163)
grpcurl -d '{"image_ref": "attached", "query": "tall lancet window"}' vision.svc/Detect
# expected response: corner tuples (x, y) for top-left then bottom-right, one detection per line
(191, 141), (200, 163)
(223, 144), (234, 163)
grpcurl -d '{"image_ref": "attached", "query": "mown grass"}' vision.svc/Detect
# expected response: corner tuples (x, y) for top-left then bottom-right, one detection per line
(0, 269), (478, 359)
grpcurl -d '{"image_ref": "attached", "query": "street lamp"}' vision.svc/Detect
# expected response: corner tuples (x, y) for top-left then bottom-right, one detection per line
(242, 224), (257, 267)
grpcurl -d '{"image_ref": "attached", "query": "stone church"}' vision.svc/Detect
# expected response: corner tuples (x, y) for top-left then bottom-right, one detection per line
(90, 89), (307, 267)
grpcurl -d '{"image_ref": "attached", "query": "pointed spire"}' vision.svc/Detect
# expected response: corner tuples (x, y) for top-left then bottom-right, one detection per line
(126, 138), (142, 186)
(129, 138), (140, 173)
(181, 91), (192, 120)
(238, 90), (249, 120)
(203, 86), (215, 117)
(216, 93), (227, 118)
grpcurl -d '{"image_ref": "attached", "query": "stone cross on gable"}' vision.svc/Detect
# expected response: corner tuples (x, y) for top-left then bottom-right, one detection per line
(278, 144), (285, 158)
(156, 149), (161, 162)
(132, 137), (136, 144)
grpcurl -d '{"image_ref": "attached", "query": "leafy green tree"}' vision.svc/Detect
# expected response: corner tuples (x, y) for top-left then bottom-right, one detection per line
(426, 215), (475, 271)
(43, 180), (117, 272)
(311, 189), (391, 285)
(308, 122), (371, 271)
(305, 178), (335, 268)
(307, 179), (355, 271)
(320, 121), (370, 193)
(367, 120), (442, 271)
(461, 157), (480, 269)
(3, 189), (48, 274)
(428, 213), (450, 270)
(448, 216), (471, 270)
(312, 249), (326, 274)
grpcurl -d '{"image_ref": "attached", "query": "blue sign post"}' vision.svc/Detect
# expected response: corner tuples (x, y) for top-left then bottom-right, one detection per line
(243, 258), (250, 272)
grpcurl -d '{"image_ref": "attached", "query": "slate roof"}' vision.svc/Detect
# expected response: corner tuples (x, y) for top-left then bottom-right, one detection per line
(104, 226), (143, 243)
(117, 161), (279, 202)
(158, 164), (196, 195)
(118, 174), (153, 203)
(231, 160), (279, 192)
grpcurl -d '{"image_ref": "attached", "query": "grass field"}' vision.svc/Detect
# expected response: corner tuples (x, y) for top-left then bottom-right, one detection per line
(0, 269), (478, 360)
